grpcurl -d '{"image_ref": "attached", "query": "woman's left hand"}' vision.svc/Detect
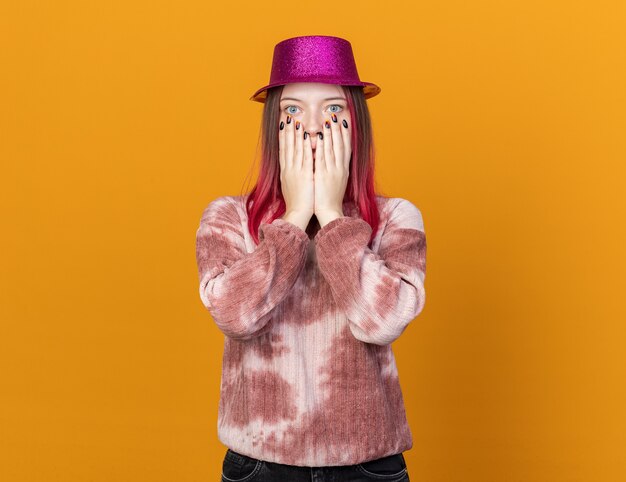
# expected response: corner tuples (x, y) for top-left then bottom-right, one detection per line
(313, 113), (352, 226)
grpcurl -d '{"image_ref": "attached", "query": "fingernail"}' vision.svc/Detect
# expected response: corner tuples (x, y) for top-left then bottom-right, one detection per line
(286, 115), (291, 124)
(280, 121), (284, 130)
(304, 131), (308, 139)
(295, 121), (300, 130)
(324, 120), (331, 129)
(342, 119), (348, 128)
(331, 113), (337, 123)
(318, 132), (323, 139)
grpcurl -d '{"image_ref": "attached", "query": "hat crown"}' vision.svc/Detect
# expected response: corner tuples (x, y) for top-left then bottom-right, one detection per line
(270, 36), (360, 85)
(250, 35), (381, 103)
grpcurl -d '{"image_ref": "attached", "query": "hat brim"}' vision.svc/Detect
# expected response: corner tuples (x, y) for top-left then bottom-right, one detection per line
(249, 81), (381, 103)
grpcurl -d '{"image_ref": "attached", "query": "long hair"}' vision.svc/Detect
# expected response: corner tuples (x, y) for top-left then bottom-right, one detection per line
(238, 84), (382, 247)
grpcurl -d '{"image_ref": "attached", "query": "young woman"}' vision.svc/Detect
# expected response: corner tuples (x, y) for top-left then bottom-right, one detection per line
(196, 35), (426, 481)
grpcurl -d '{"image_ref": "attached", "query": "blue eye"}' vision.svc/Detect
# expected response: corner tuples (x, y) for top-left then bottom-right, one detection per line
(283, 104), (344, 115)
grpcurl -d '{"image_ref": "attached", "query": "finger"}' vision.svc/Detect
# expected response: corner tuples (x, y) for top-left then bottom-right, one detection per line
(340, 117), (352, 170)
(278, 118), (286, 172)
(285, 115), (294, 168)
(303, 129), (313, 174)
(294, 120), (303, 169)
(323, 118), (334, 171)
(330, 113), (343, 169)
(316, 131), (325, 172)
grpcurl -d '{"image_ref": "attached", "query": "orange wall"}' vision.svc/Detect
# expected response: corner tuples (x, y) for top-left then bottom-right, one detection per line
(1, 1), (625, 481)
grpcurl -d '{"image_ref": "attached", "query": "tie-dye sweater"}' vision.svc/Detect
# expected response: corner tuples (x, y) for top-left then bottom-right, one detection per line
(195, 194), (427, 467)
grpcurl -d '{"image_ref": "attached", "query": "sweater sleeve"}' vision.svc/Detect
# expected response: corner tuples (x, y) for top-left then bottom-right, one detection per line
(195, 196), (310, 340)
(313, 198), (426, 345)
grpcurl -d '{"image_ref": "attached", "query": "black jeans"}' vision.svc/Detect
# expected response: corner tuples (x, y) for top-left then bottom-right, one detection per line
(221, 448), (410, 482)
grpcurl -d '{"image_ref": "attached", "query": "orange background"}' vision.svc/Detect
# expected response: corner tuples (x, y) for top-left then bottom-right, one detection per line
(1, 1), (625, 481)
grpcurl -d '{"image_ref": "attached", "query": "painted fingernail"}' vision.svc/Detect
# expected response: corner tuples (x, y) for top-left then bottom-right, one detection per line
(318, 132), (323, 139)
(304, 131), (308, 139)
(295, 121), (300, 130)
(286, 115), (291, 124)
(325, 120), (330, 129)
(342, 119), (348, 128)
(280, 121), (284, 130)
(331, 113), (337, 123)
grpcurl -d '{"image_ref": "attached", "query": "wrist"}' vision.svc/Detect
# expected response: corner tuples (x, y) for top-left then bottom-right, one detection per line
(281, 210), (312, 232)
(316, 209), (344, 228)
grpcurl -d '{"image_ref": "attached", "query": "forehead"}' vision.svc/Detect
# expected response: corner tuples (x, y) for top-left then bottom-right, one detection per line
(280, 82), (345, 102)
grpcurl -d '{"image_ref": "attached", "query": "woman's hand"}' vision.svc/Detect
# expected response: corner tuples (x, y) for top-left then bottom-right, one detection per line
(278, 115), (314, 230)
(313, 113), (352, 226)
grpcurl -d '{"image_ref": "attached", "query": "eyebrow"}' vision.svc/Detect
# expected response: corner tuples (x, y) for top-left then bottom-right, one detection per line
(280, 97), (347, 102)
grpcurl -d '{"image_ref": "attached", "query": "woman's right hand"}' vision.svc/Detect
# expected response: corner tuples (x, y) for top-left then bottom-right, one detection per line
(278, 115), (314, 230)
